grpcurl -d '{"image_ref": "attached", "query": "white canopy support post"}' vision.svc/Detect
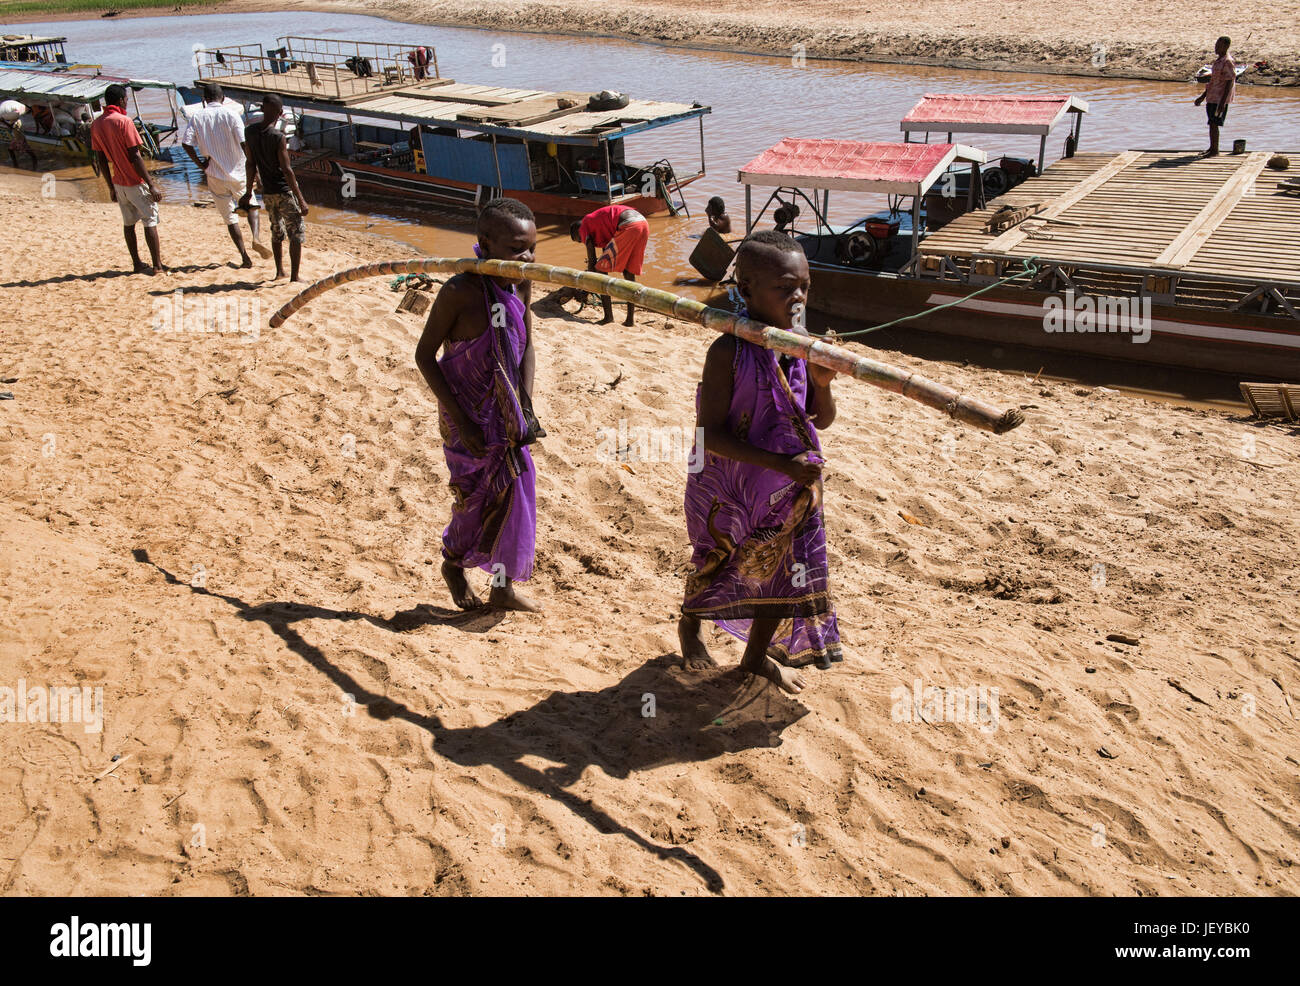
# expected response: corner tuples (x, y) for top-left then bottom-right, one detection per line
(1038, 133), (1048, 172)
(603, 139), (612, 204)
(910, 193), (921, 257)
(698, 115), (705, 175)
(745, 183), (752, 233)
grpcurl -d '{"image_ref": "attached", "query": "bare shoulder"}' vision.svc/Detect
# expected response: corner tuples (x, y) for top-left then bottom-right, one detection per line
(704, 333), (738, 366)
(437, 273), (481, 307)
(434, 273), (488, 340)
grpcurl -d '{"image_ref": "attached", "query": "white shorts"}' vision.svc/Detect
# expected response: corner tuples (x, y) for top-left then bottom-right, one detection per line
(207, 172), (247, 225)
(114, 182), (159, 228)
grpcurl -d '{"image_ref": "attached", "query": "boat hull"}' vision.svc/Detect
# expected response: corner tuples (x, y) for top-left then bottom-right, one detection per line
(808, 265), (1300, 381)
(294, 153), (699, 217)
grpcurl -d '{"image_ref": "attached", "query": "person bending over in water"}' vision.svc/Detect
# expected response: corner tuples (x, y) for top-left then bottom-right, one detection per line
(415, 197), (543, 612)
(678, 230), (843, 694)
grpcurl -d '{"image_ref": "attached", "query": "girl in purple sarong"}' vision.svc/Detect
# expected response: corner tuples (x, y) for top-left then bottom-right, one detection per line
(415, 199), (542, 612)
(679, 230), (842, 694)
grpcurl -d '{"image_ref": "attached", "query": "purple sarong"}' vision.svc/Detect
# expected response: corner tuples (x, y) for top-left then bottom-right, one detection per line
(682, 336), (841, 666)
(438, 275), (536, 581)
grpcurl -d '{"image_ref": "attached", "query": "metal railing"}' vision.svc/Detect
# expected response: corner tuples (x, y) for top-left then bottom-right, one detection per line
(194, 39), (438, 102)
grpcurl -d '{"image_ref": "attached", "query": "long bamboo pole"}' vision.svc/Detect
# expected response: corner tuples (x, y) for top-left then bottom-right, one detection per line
(269, 259), (1026, 434)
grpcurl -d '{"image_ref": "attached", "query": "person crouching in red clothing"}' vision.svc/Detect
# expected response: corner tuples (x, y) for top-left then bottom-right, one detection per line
(570, 203), (650, 326)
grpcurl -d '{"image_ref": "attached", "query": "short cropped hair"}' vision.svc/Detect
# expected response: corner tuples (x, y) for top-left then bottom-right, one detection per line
(706, 196), (726, 215)
(477, 197), (535, 236)
(1218, 36), (1231, 47)
(200, 81), (223, 104)
(104, 83), (128, 107)
(262, 93), (284, 115)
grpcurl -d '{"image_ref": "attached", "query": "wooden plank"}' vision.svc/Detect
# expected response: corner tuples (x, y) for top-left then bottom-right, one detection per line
(983, 151), (1144, 253)
(1151, 152), (1272, 268)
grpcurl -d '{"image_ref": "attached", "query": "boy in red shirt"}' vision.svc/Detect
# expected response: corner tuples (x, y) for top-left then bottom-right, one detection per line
(90, 83), (164, 274)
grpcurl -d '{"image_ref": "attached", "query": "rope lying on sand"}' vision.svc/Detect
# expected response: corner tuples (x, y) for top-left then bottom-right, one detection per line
(269, 258), (1026, 435)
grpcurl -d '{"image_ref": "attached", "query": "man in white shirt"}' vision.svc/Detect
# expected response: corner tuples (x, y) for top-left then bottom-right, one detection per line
(182, 82), (261, 267)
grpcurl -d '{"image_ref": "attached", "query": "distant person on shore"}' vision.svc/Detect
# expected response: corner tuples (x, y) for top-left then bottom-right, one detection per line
(1195, 36), (1235, 158)
(414, 198), (543, 613)
(705, 196), (732, 236)
(90, 83), (163, 275)
(3, 119), (37, 169)
(569, 203), (650, 326)
(244, 94), (308, 281)
(182, 81), (255, 269)
(678, 230), (841, 694)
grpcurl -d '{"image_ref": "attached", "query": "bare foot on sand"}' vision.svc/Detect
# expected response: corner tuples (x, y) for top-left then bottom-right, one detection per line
(442, 560), (482, 610)
(679, 615), (718, 672)
(598, 315), (614, 325)
(251, 240), (272, 258)
(741, 654), (806, 694)
(133, 263), (156, 276)
(487, 580), (541, 612)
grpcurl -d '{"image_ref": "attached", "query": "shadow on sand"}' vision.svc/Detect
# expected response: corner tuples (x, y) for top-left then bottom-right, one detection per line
(134, 548), (808, 892)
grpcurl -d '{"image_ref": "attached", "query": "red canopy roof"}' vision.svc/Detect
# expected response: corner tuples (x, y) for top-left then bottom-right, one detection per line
(900, 93), (1089, 136)
(737, 138), (986, 196)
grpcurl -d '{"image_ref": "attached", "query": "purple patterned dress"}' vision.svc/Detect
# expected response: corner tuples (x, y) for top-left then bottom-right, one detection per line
(437, 275), (536, 581)
(682, 335), (842, 667)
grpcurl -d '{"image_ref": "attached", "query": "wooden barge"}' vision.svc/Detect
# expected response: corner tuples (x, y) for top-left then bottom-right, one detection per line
(738, 93), (1300, 380)
(194, 37), (710, 217)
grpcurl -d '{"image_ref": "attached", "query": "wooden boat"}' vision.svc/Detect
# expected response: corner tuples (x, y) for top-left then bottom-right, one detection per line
(737, 137), (1300, 380)
(0, 68), (182, 160)
(1195, 63), (1248, 82)
(0, 35), (101, 74)
(194, 37), (709, 217)
(736, 93), (1300, 381)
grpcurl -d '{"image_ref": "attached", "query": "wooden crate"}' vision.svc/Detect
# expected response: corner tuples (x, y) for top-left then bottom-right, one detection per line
(1239, 381), (1300, 420)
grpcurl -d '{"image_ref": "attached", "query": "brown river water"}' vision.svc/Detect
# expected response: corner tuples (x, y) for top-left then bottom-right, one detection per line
(7, 9), (1300, 404)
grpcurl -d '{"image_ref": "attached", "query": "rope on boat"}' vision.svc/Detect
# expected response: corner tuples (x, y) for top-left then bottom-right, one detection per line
(819, 256), (1042, 339)
(268, 258), (1025, 435)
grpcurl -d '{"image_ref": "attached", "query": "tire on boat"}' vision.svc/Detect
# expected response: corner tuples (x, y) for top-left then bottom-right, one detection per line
(982, 166), (1010, 198)
(588, 90), (629, 111)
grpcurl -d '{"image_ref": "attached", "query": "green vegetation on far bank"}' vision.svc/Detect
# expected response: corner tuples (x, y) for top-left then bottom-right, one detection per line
(1, 0), (211, 19)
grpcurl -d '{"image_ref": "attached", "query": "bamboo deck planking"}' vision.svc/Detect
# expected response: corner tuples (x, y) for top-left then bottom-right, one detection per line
(921, 150), (1300, 287)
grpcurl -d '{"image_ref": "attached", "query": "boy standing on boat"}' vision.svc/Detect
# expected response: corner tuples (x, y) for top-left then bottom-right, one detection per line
(245, 94), (310, 282)
(678, 230), (842, 695)
(90, 83), (164, 276)
(570, 203), (650, 327)
(415, 198), (543, 613)
(1194, 36), (1235, 158)
(181, 82), (256, 269)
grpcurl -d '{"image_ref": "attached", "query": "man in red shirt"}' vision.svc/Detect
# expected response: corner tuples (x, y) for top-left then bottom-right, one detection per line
(1194, 36), (1235, 158)
(570, 203), (650, 326)
(90, 83), (164, 274)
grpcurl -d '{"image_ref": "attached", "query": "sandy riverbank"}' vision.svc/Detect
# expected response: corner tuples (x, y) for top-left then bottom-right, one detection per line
(2, 178), (1298, 895)
(5, 0), (1300, 84)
